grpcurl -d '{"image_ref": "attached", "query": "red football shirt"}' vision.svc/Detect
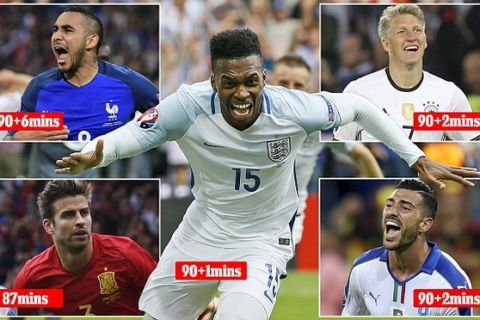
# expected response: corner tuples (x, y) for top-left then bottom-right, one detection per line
(14, 233), (157, 315)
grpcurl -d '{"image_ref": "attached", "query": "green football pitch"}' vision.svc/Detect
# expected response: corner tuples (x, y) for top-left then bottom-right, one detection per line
(2, 271), (319, 320)
(270, 270), (318, 320)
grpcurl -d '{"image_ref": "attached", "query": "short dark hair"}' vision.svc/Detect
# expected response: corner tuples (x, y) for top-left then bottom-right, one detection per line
(210, 28), (263, 71)
(275, 53), (311, 73)
(63, 6), (103, 53)
(37, 180), (93, 220)
(395, 179), (437, 219)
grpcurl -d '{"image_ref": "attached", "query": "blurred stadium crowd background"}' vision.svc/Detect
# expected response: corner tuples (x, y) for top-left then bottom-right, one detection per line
(0, 0), (477, 4)
(160, 0), (320, 96)
(0, 1), (157, 4)
(320, 180), (480, 315)
(0, 180), (160, 290)
(0, 5), (159, 82)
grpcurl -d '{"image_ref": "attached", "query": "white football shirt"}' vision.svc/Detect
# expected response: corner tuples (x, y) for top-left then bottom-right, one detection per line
(86, 81), (424, 247)
(144, 81), (340, 247)
(342, 242), (472, 316)
(334, 68), (479, 141)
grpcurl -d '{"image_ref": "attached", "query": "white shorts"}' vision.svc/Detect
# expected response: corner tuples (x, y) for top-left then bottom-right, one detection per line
(139, 227), (294, 320)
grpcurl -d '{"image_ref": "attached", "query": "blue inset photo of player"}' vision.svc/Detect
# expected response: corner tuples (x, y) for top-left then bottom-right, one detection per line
(0, 4), (159, 178)
(2, 5), (159, 142)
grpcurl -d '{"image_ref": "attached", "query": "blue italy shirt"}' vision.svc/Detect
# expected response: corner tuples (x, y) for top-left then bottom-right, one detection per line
(342, 242), (472, 316)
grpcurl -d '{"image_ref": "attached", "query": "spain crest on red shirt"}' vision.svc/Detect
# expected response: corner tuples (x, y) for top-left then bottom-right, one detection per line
(97, 269), (119, 295)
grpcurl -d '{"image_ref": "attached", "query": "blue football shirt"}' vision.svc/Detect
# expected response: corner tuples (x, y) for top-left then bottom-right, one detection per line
(20, 60), (158, 141)
(342, 242), (472, 316)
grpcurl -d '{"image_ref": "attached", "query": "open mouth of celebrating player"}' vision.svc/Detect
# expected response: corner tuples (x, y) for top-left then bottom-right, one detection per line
(231, 102), (253, 119)
(385, 219), (401, 240)
(404, 45), (419, 52)
(54, 45), (69, 64)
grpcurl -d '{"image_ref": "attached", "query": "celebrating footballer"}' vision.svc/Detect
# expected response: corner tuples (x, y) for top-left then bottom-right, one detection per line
(55, 27), (479, 319)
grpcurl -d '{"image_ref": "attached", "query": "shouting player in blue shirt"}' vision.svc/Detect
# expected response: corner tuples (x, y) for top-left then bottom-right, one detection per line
(5, 6), (158, 178)
(343, 179), (472, 316)
(6, 6), (158, 142)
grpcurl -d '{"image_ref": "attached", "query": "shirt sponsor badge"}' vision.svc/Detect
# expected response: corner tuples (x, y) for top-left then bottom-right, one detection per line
(402, 103), (415, 120)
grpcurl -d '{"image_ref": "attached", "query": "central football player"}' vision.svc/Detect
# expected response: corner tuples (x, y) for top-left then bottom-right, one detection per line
(343, 179), (472, 316)
(56, 29), (478, 319)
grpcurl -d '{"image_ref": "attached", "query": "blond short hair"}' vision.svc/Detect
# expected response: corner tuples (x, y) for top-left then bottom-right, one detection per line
(378, 4), (425, 40)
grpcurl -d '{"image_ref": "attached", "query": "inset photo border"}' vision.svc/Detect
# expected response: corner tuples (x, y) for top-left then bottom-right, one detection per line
(320, 178), (480, 317)
(0, 179), (160, 316)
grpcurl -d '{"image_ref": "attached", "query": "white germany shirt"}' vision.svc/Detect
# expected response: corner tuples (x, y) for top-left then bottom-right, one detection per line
(334, 68), (479, 141)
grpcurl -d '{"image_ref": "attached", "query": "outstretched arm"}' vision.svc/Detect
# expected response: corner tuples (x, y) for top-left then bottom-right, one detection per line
(56, 88), (193, 174)
(0, 69), (32, 92)
(412, 156), (477, 188)
(5, 127), (70, 141)
(56, 139), (104, 174)
(327, 92), (479, 188)
(55, 111), (153, 175)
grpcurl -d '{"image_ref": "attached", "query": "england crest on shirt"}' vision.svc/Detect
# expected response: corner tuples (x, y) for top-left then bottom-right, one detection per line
(267, 137), (291, 162)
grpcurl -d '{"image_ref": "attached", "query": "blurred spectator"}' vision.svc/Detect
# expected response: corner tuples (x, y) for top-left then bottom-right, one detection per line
(320, 58), (338, 92)
(462, 50), (480, 112)
(291, 24), (320, 90)
(335, 32), (374, 90)
(465, 6), (480, 50)
(320, 228), (349, 315)
(265, 0), (300, 60)
(160, 0), (318, 97)
(160, 142), (191, 199)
